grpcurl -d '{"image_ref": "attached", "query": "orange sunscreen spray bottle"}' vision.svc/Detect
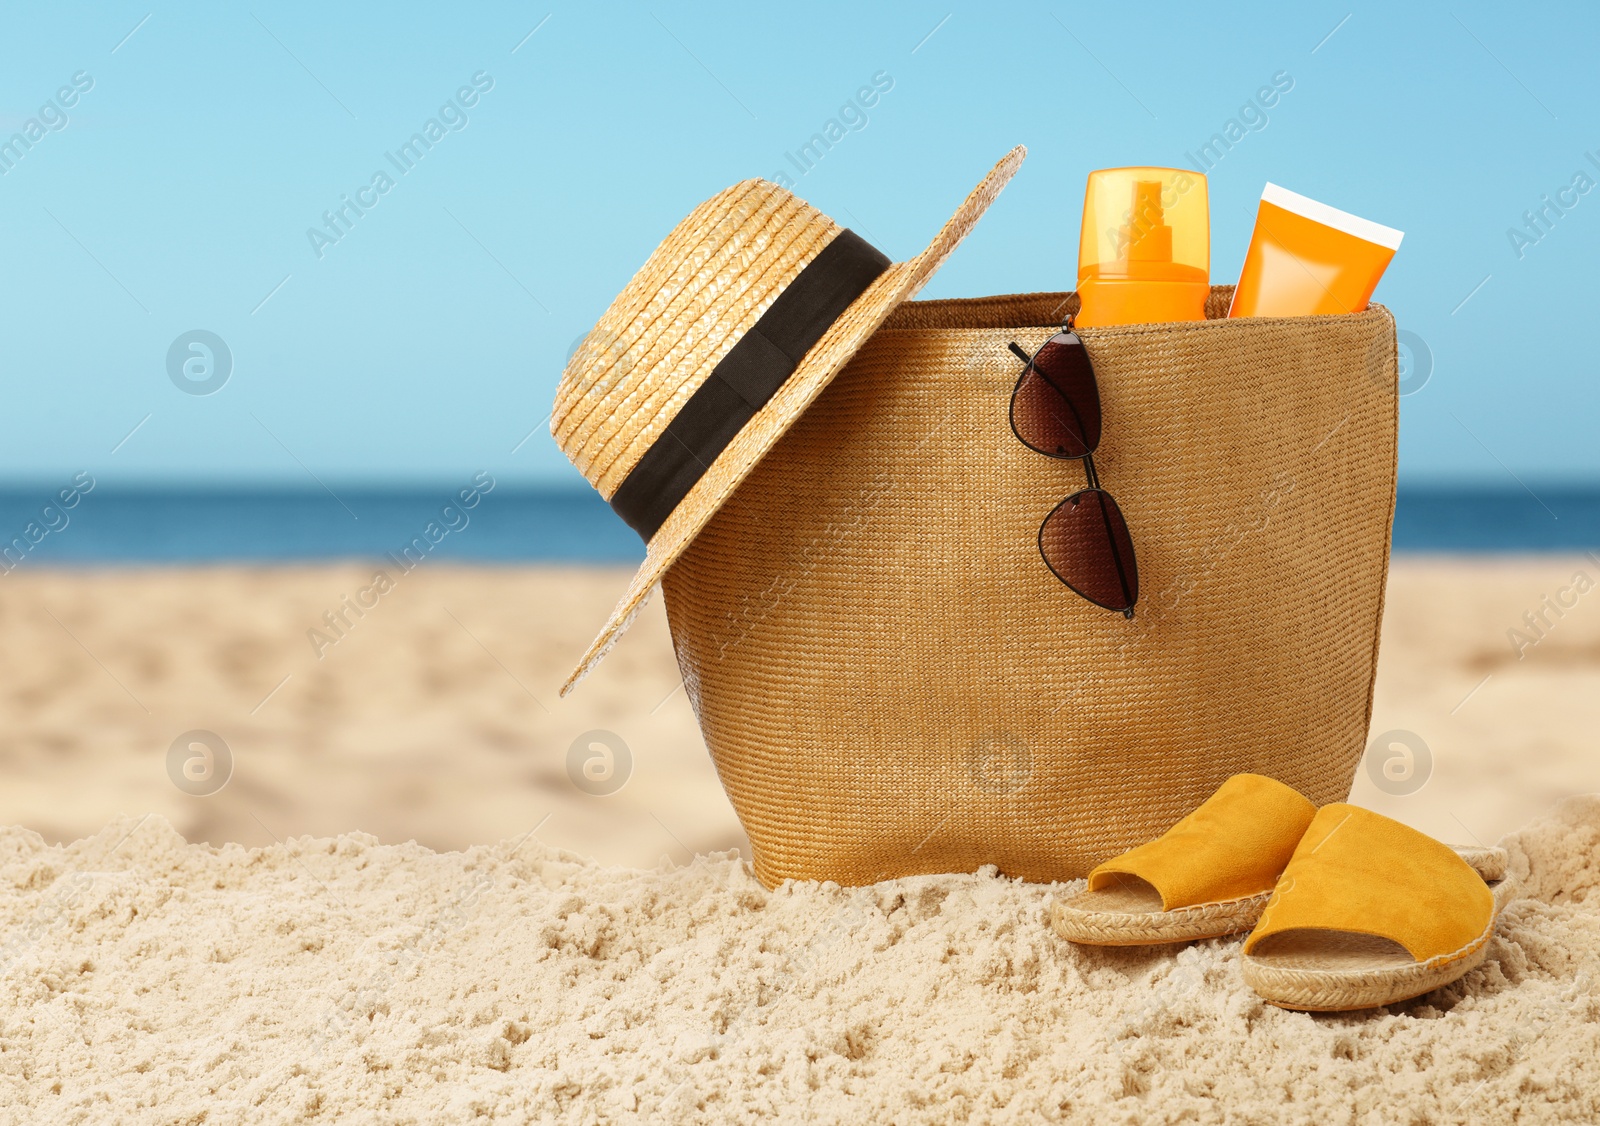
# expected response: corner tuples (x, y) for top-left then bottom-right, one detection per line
(1228, 183), (1404, 317)
(1076, 167), (1210, 328)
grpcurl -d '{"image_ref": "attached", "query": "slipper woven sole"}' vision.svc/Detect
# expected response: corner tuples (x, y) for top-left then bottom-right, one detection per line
(1452, 844), (1506, 883)
(1051, 888), (1270, 946)
(1238, 877), (1517, 1011)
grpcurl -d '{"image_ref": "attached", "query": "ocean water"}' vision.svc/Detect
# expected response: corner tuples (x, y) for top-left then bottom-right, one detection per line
(1389, 486), (1600, 553)
(0, 487), (644, 567)
(0, 485), (1594, 566)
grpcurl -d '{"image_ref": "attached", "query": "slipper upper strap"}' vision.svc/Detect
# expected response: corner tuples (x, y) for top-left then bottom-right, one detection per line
(1244, 804), (1495, 963)
(1086, 774), (1316, 911)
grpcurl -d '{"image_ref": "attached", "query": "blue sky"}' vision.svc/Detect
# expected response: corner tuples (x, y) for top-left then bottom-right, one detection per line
(2, 1), (1596, 488)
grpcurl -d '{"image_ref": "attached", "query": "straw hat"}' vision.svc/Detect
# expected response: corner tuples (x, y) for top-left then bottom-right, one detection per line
(551, 146), (1026, 695)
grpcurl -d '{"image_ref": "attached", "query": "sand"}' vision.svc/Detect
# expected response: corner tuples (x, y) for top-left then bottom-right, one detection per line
(3, 557), (1599, 866)
(1, 557), (1598, 1121)
(0, 564), (748, 869)
(0, 795), (1595, 1123)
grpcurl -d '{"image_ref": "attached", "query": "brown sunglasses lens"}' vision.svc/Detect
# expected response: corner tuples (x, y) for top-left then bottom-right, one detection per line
(1009, 330), (1101, 459)
(1038, 488), (1138, 613)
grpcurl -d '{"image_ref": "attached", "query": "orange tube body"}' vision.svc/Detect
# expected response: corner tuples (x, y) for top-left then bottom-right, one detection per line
(1228, 184), (1403, 318)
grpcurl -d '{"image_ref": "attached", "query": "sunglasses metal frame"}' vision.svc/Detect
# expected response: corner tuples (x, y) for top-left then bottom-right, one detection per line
(1006, 325), (1138, 618)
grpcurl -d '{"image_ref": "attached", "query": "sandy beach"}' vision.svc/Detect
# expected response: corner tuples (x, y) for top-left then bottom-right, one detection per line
(1, 557), (1596, 864)
(0, 784), (1595, 1121)
(1, 557), (1597, 1121)
(0, 563), (743, 870)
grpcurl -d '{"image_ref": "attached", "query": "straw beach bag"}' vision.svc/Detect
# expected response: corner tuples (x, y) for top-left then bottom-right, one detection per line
(660, 287), (1399, 888)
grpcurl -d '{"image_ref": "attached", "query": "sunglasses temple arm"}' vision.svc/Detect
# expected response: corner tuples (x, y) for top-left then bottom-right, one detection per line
(1006, 341), (1033, 365)
(1078, 453), (1134, 618)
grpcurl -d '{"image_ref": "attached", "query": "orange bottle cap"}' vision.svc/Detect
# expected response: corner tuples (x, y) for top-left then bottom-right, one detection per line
(1079, 167), (1209, 284)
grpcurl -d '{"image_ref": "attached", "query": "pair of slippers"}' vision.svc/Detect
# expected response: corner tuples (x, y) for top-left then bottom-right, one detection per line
(1051, 774), (1514, 1011)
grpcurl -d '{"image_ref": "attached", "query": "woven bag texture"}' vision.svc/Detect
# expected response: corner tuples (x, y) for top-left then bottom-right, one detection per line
(662, 286), (1399, 888)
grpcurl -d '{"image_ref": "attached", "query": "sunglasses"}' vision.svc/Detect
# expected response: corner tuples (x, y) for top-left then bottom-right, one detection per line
(1007, 325), (1139, 618)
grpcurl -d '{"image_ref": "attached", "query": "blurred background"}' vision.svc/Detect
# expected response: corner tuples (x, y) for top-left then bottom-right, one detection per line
(1, 1), (1596, 866)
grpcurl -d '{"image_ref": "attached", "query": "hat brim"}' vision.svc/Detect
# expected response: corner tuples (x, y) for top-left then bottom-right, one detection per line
(559, 145), (1027, 696)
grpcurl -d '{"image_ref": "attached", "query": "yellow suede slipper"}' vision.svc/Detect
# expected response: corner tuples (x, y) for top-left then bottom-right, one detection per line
(1051, 776), (1506, 947)
(1240, 804), (1516, 1011)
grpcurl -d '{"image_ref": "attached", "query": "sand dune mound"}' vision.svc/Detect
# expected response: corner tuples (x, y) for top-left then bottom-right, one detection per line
(1, 797), (1597, 1123)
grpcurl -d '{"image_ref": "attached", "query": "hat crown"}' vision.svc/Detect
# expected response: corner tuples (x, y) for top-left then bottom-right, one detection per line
(552, 179), (844, 498)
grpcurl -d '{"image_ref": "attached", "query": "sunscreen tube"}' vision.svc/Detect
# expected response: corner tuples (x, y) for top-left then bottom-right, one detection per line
(1228, 183), (1403, 318)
